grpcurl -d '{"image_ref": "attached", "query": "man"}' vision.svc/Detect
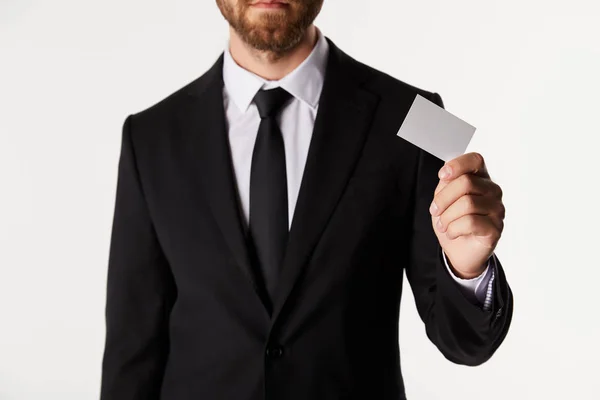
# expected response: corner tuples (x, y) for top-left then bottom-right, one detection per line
(100, 0), (513, 399)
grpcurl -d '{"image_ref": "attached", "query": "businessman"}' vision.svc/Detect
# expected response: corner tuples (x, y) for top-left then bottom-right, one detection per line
(100, 0), (513, 399)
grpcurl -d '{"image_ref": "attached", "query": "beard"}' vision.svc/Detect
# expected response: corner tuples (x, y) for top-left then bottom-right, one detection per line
(216, 0), (323, 54)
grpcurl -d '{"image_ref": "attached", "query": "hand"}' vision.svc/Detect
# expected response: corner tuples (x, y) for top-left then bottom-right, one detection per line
(429, 152), (505, 279)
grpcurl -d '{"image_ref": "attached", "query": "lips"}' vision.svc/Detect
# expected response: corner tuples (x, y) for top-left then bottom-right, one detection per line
(251, 0), (290, 7)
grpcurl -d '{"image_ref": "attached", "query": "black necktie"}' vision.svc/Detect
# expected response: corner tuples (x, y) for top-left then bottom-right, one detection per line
(249, 87), (292, 301)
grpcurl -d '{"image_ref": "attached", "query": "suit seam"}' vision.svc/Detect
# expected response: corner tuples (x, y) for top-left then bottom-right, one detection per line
(124, 114), (173, 295)
(126, 115), (162, 239)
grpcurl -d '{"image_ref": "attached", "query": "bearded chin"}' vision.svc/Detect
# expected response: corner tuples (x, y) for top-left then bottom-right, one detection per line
(217, 0), (322, 54)
(241, 20), (305, 53)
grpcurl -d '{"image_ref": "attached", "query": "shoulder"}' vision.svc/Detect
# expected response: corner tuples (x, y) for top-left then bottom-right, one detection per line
(363, 62), (444, 107)
(127, 54), (224, 130)
(327, 37), (444, 107)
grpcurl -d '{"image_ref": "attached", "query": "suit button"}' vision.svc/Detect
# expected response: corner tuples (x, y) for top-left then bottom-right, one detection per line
(266, 346), (284, 359)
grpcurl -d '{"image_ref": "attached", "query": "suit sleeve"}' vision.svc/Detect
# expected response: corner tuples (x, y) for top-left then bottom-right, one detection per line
(403, 92), (513, 366)
(100, 115), (176, 399)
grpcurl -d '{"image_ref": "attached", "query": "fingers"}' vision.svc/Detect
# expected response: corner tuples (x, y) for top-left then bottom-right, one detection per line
(430, 151), (505, 244)
(441, 214), (501, 245)
(434, 194), (505, 234)
(431, 174), (502, 215)
(439, 152), (490, 181)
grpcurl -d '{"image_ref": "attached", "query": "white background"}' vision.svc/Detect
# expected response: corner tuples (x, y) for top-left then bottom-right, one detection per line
(1, 0), (599, 399)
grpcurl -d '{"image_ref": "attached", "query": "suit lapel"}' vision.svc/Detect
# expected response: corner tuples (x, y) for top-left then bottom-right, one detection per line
(271, 40), (380, 323)
(177, 56), (271, 313)
(175, 40), (381, 322)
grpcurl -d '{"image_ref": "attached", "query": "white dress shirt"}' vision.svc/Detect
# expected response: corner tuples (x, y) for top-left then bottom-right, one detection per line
(221, 28), (495, 309)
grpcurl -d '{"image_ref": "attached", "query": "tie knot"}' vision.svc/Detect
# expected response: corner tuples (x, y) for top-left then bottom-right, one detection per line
(253, 87), (292, 119)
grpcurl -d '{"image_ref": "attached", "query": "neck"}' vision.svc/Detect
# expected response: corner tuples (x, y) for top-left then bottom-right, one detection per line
(228, 25), (318, 81)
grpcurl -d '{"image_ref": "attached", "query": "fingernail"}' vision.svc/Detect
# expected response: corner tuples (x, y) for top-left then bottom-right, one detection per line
(429, 201), (438, 215)
(436, 216), (443, 230)
(439, 166), (451, 179)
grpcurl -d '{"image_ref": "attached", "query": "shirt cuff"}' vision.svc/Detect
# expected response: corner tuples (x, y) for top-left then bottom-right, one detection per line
(442, 250), (496, 310)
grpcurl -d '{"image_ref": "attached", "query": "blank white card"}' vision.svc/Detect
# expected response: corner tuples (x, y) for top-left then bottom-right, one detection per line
(396, 94), (476, 162)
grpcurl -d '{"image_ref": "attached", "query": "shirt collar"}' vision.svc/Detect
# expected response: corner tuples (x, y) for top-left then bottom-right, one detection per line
(222, 27), (329, 113)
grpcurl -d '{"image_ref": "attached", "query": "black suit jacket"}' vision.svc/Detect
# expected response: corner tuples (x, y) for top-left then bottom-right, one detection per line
(100, 37), (513, 400)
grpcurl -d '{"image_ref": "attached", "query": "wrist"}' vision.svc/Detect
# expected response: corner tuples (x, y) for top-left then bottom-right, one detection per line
(451, 267), (485, 280)
(446, 257), (487, 279)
